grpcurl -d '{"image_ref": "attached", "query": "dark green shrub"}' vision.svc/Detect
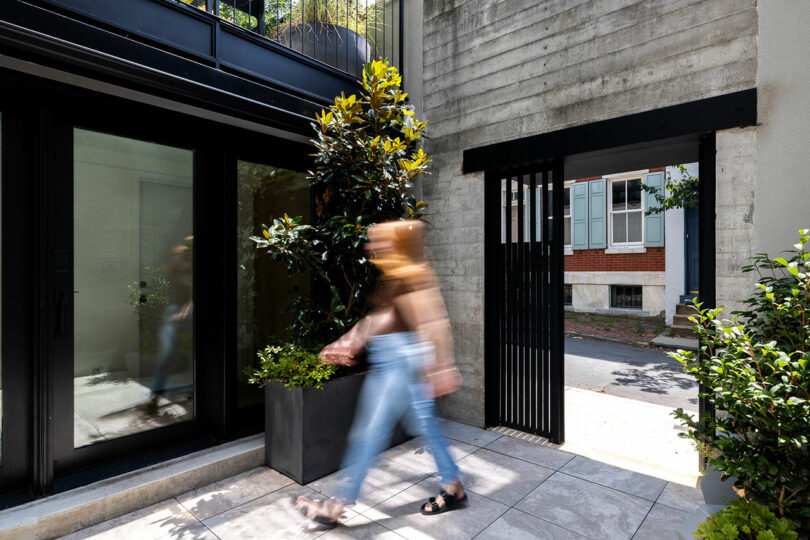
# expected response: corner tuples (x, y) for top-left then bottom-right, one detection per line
(671, 230), (810, 533)
(251, 59), (429, 345)
(696, 499), (798, 540)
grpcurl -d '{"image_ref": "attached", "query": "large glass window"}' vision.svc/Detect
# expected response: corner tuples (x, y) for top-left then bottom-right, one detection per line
(73, 128), (194, 448)
(610, 178), (643, 244)
(236, 161), (309, 409)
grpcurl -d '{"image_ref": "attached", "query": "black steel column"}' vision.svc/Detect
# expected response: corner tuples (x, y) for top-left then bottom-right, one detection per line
(549, 159), (565, 444)
(483, 173), (500, 426)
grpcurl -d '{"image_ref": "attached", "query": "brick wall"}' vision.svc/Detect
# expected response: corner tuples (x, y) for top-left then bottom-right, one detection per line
(565, 247), (665, 272)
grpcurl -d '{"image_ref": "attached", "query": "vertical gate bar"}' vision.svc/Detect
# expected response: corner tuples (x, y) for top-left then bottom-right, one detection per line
(513, 176), (526, 426)
(503, 177), (512, 425)
(483, 173), (500, 426)
(550, 160), (565, 444)
(540, 168), (549, 435)
(508, 176), (517, 426)
(345, 0), (349, 72)
(501, 177), (504, 423)
(528, 171), (537, 432)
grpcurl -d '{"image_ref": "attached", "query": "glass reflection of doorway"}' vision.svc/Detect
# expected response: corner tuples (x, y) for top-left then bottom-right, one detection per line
(73, 128), (194, 448)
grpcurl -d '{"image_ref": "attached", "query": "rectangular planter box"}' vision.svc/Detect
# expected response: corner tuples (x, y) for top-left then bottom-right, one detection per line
(265, 371), (410, 485)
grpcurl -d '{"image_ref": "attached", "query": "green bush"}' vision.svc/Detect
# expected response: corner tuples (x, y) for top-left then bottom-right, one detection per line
(696, 499), (798, 540)
(671, 230), (810, 533)
(251, 59), (429, 345)
(247, 343), (336, 389)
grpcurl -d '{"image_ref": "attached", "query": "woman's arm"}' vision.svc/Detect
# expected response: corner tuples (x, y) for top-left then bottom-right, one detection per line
(319, 305), (399, 365)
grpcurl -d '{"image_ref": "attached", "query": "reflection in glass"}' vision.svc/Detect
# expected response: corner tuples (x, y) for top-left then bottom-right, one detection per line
(237, 161), (309, 408)
(73, 128), (194, 448)
(613, 213), (627, 244)
(627, 179), (642, 210)
(612, 181), (625, 211)
(628, 212), (642, 243)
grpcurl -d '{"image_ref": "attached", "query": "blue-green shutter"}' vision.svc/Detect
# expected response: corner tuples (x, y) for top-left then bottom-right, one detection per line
(571, 182), (588, 250)
(588, 179), (606, 249)
(644, 171), (665, 247)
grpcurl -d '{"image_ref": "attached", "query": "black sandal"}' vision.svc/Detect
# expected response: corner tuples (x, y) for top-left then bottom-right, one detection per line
(419, 489), (468, 515)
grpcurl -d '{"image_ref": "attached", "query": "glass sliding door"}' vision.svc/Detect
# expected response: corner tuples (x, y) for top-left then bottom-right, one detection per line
(236, 160), (309, 408)
(72, 128), (194, 447)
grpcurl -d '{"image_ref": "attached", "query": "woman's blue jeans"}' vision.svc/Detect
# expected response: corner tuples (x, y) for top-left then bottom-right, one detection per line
(335, 332), (459, 504)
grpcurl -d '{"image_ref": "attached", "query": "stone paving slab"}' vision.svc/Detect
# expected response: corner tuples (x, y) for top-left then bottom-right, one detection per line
(59, 420), (705, 540)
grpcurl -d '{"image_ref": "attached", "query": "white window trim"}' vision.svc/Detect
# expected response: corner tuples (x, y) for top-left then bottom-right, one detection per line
(607, 173), (645, 249)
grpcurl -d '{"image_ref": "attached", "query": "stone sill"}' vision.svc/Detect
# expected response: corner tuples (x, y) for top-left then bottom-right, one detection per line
(0, 435), (264, 539)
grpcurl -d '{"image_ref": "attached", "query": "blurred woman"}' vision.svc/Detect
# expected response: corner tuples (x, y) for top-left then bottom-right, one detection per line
(296, 220), (465, 527)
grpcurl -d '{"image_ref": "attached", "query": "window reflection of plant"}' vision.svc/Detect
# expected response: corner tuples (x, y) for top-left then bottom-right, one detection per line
(237, 163), (306, 378)
(127, 266), (170, 354)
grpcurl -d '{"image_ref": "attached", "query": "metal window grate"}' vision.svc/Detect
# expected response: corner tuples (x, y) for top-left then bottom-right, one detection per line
(610, 285), (642, 309)
(175, 0), (402, 77)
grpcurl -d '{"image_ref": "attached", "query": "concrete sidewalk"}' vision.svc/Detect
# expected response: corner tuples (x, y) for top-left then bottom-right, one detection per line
(62, 420), (704, 539)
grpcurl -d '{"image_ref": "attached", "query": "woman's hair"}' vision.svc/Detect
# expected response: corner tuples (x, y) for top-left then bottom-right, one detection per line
(367, 220), (437, 291)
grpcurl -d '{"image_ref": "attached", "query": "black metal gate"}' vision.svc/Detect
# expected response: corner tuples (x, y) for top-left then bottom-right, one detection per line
(484, 161), (565, 443)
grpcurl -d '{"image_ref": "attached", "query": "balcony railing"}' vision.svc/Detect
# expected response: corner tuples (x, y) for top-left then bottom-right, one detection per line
(176, 0), (402, 77)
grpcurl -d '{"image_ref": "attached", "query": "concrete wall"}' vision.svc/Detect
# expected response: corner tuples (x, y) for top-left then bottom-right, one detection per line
(420, 0), (758, 426)
(753, 1), (810, 256)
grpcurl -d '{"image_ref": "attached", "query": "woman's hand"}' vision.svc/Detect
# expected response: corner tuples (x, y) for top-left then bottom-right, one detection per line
(318, 341), (361, 366)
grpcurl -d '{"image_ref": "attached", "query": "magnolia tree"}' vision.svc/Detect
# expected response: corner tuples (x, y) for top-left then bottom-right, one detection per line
(251, 59), (430, 345)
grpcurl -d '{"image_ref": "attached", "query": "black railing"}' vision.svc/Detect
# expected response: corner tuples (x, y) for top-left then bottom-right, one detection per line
(177, 0), (402, 77)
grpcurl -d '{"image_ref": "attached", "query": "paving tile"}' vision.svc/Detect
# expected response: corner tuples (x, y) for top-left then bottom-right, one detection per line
(437, 419), (502, 447)
(360, 477), (508, 540)
(379, 437), (478, 477)
(476, 508), (585, 540)
(452, 448), (554, 506)
(307, 457), (430, 514)
(177, 466), (294, 520)
(484, 436), (574, 470)
(61, 499), (213, 540)
(319, 513), (405, 539)
(515, 472), (653, 540)
(632, 502), (690, 540)
(656, 482), (705, 513)
(202, 484), (358, 539)
(560, 456), (667, 501)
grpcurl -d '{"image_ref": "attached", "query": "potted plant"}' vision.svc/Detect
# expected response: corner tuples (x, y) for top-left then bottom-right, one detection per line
(671, 229), (810, 534)
(247, 59), (430, 484)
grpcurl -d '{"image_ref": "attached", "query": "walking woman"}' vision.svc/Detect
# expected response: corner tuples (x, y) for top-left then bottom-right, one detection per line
(296, 220), (466, 527)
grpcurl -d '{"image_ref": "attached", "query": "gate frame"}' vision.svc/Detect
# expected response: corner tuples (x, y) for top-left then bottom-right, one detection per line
(477, 90), (756, 447)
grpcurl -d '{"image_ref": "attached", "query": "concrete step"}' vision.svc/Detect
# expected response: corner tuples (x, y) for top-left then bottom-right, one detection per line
(672, 313), (694, 327)
(675, 303), (699, 316)
(0, 435), (264, 539)
(671, 324), (697, 338)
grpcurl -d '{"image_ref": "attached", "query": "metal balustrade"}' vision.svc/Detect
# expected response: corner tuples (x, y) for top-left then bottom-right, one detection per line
(177, 0), (402, 77)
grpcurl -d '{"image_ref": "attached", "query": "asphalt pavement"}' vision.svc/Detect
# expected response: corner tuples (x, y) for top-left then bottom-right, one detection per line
(564, 337), (698, 411)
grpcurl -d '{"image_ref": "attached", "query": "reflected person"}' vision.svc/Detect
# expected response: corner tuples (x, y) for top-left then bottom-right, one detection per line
(147, 236), (193, 414)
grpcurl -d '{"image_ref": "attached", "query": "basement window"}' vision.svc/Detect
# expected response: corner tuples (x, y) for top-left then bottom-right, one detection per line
(564, 284), (572, 306)
(610, 285), (642, 309)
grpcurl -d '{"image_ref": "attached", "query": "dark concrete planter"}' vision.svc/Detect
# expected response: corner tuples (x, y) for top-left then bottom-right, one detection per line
(264, 371), (409, 485)
(280, 23), (371, 77)
(699, 465), (741, 505)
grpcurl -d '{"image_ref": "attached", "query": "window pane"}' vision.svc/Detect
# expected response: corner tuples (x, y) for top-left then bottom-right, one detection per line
(73, 128), (194, 448)
(612, 213), (626, 243)
(237, 162), (309, 409)
(628, 211), (642, 243)
(564, 216), (571, 246)
(612, 180), (626, 211)
(627, 179), (642, 210)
